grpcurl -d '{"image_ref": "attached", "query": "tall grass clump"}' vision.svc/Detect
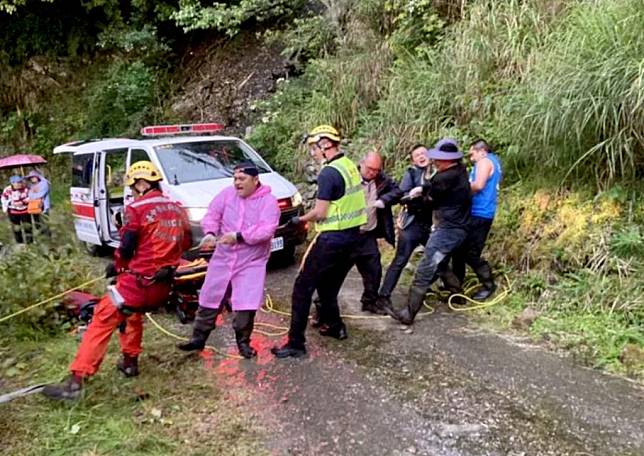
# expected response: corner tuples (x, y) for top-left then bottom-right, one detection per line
(359, 0), (569, 163)
(508, 0), (644, 186)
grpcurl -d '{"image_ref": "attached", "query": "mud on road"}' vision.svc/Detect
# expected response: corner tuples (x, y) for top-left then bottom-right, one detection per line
(183, 262), (644, 456)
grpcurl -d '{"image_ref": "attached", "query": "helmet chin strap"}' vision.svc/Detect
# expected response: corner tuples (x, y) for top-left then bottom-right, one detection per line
(318, 141), (336, 160)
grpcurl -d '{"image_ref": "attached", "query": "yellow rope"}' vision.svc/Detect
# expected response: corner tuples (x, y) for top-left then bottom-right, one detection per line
(0, 276), (104, 324)
(262, 291), (434, 320)
(447, 274), (513, 311)
(145, 313), (243, 360)
(260, 275), (511, 322)
(298, 233), (319, 272)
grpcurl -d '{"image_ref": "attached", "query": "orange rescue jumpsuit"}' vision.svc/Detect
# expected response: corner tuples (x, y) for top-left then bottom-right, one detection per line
(70, 189), (191, 377)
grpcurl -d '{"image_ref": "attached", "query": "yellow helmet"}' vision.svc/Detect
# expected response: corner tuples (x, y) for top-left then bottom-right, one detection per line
(306, 125), (341, 145)
(126, 160), (163, 186)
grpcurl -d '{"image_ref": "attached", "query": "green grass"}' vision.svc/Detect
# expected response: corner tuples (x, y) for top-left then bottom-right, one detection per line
(0, 318), (267, 455)
(0, 196), (267, 454)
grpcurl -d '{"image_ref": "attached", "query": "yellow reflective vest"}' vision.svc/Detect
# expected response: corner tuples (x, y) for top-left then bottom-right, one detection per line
(316, 155), (367, 232)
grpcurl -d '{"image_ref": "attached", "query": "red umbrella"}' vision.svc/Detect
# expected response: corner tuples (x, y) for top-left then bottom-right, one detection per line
(0, 154), (47, 170)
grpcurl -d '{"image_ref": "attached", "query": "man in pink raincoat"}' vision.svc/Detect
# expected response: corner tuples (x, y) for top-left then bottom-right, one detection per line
(178, 161), (280, 358)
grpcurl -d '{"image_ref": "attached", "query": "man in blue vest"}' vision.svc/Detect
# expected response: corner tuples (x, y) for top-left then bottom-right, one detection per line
(272, 125), (367, 358)
(451, 139), (502, 300)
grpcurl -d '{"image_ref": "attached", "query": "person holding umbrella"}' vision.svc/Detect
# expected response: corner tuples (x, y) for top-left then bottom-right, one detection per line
(0, 154), (49, 243)
(1, 175), (32, 244)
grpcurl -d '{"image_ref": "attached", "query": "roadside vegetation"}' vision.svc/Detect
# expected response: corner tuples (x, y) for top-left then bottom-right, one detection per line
(0, 0), (642, 407)
(248, 0), (643, 378)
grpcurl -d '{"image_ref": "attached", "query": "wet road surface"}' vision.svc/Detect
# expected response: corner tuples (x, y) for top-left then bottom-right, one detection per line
(177, 262), (644, 456)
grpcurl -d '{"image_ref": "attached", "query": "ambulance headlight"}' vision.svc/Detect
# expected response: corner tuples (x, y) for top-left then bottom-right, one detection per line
(186, 207), (207, 222)
(291, 191), (303, 207)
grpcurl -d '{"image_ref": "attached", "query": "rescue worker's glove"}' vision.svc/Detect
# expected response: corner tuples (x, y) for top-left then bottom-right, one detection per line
(370, 199), (385, 209)
(287, 216), (301, 227)
(408, 186), (423, 198)
(153, 266), (176, 283)
(198, 233), (217, 250)
(105, 262), (118, 279)
(112, 210), (124, 229)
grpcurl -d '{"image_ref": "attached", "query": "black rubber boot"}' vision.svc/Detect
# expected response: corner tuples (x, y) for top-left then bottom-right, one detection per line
(41, 375), (83, 401)
(391, 286), (426, 325)
(117, 354), (139, 377)
(472, 264), (496, 301)
(177, 306), (219, 351)
(233, 311), (257, 359)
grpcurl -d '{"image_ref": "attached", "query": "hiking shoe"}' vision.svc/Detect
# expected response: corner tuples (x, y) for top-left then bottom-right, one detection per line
(177, 338), (206, 352)
(361, 302), (387, 315)
(237, 342), (258, 359)
(318, 323), (348, 340)
(271, 343), (306, 358)
(41, 375), (83, 401)
(117, 355), (139, 377)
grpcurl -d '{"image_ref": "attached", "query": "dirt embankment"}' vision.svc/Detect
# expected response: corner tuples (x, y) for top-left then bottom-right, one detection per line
(169, 31), (293, 134)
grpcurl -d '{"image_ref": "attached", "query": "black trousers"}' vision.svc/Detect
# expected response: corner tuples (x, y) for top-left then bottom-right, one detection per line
(351, 231), (382, 308)
(452, 216), (493, 283)
(289, 233), (357, 347)
(8, 212), (33, 243)
(379, 222), (430, 298)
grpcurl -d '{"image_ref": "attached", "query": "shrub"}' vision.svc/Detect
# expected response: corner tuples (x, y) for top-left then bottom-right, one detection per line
(0, 242), (104, 338)
(85, 60), (157, 137)
(172, 0), (306, 37)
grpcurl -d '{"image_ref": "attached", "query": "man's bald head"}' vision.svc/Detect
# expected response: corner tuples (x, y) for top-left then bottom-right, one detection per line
(360, 151), (383, 181)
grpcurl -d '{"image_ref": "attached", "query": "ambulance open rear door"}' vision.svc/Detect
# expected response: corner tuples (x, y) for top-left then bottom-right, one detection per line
(69, 152), (103, 248)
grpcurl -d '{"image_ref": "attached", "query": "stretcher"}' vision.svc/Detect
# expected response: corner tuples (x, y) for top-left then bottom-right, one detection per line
(61, 257), (213, 325)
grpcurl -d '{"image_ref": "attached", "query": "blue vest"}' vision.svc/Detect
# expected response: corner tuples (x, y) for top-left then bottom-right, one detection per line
(470, 153), (501, 219)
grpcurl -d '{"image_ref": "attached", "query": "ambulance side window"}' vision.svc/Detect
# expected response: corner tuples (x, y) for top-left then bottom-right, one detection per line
(72, 154), (94, 187)
(104, 149), (128, 199)
(130, 149), (151, 165)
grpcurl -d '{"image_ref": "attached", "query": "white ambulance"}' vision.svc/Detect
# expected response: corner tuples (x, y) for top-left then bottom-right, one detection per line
(53, 123), (307, 257)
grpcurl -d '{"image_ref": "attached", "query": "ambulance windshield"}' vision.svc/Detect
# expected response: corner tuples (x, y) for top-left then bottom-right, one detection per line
(154, 140), (271, 184)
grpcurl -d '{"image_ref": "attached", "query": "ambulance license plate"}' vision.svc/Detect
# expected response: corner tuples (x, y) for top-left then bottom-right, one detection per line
(271, 237), (284, 252)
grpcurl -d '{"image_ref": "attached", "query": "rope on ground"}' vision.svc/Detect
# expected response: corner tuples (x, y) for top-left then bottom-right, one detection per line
(262, 290), (432, 319)
(145, 313), (243, 360)
(261, 274), (512, 321)
(447, 274), (513, 311)
(0, 276), (104, 324)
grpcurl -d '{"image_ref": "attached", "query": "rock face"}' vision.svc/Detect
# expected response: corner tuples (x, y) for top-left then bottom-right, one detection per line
(512, 307), (541, 330)
(169, 31), (293, 135)
(296, 160), (321, 210)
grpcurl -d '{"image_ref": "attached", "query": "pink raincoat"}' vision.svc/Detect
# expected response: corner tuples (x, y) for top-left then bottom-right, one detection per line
(199, 184), (280, 311)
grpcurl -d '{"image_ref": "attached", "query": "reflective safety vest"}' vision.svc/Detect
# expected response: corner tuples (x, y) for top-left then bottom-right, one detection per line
(316, 155), (367, 232)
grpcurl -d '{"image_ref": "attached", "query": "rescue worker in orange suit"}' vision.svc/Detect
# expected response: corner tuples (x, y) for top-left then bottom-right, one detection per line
(42, 161), (191, 401)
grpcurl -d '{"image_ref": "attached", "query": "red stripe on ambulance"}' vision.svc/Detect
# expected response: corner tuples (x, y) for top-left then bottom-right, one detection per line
(72, 203), (95, 219)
